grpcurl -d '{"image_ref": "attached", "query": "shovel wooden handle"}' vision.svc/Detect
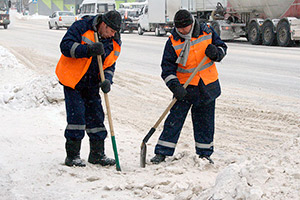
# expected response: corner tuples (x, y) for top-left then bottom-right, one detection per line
(144, 56), (208, 142)
(94, 32), (121, 171)
(140, 56), (209, 168)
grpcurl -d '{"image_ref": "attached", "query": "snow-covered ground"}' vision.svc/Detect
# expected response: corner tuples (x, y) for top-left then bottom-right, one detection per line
(0, 13), (300, 200)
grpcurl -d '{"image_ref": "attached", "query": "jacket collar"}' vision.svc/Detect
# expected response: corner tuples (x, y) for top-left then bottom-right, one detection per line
(92, 15), (102, 32)
(171, 19), (208, 41)
(91, 14), (121, 41)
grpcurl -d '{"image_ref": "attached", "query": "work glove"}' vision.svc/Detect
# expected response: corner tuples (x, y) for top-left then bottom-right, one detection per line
(169, 84), (187, 101)
(205, 44), (219, 61)
(99, 79), (111, 93)
(87, 42), (105, 57)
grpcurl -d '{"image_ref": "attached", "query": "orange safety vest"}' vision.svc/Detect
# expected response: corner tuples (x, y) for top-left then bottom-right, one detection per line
(55, 30), (121, 89)
(170, 31), (218, 86)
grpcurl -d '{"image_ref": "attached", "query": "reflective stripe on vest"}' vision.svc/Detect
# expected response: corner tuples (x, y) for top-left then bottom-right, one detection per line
(55, 30), (121, 89)
(170, 32), (218, 86)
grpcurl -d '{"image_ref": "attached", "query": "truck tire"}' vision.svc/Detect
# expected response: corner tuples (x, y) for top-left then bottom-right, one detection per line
(48, 22), (52, 29)
(155, 27), (160, 36)
(248, 21), (262, 45)
(55, 23), (59, 30)
(138, 26), (143, 35)
(262, 21), (276, 46)
(276, 20), (293, 47)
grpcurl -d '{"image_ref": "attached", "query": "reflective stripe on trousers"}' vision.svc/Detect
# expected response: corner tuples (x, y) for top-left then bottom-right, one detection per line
(155, 93), (216, 157)
(63, 86), (108, 141)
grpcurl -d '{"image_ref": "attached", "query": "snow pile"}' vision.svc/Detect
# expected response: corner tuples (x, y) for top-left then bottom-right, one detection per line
(0, 77), (63, 108)
(0, 46), (20, 68)
(0, 46), (63, 109)
(199, 134), (300, 200)
(15, 11), (49, 20)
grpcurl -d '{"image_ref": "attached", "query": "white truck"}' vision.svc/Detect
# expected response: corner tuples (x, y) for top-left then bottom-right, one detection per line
(194, 0), (300, 47)
(138, 0), (187, 36)
(0, 0), (11, 29)
(118, 2), (146, 33)
(78, 0), (116, 18)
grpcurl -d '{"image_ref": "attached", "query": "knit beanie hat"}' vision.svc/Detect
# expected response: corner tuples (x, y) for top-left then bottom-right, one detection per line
(102, 10), (121, 32)
(174, 9), (193, 28)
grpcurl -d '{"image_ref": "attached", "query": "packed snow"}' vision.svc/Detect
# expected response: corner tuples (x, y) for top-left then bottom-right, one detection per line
(0, 14), (300, 200)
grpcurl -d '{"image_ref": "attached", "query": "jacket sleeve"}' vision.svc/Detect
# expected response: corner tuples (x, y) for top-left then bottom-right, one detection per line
(103, 38), (121, 84)
(59, 20), (90, 59)
(104, 63), (115, 84)
(161, 39), (181, 88)
(210, 26), (227, 62)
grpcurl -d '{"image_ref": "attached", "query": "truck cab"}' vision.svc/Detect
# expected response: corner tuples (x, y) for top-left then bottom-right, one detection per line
(137, 0), (171, 36)
(138, 5), (150, 33)
(137, 0), (186, 36)
(0, 0), (11, 29)
(78, 0), (116, 19)
(118, 1), (145, 33)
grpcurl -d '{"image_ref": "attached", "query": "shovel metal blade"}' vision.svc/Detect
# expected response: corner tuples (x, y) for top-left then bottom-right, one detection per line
(140, 142), (147, 168)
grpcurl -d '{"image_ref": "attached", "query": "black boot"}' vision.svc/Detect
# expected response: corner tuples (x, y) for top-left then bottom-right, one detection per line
(65, 140), (86, 167)
(150, 154), (166, 164)
(88, 140), (115, 166)
(199, 155), (214, 164)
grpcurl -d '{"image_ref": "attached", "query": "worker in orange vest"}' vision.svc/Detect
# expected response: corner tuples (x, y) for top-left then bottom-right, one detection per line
(56, 10), (122, 167)
(151, 9), (227, 164)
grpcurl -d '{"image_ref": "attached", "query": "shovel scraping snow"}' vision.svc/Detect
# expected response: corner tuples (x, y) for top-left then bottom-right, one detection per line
(140, 56), (209, 168)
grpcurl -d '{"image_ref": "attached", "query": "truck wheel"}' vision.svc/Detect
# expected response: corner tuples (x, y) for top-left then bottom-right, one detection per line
(155, 27), (160, 36)
(120, 23), (125, 33)
(138, 26), (143, 35)
(55, 23), (59, 30)
(4, 24), (8, 29)
(276, 20), (293, 47)
(248, 21), (262, 45)
(48, 22), (52, 29)
(262, 21), (276, 46)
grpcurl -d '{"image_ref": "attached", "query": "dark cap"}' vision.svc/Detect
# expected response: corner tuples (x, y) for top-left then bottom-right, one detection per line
(174, 9), (193, 28)
(102, 10), (121, 31)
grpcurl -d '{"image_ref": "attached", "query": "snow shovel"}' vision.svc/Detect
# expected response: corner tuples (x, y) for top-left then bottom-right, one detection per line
(94, 32), (121, 171)
(140, 56), (209, 168)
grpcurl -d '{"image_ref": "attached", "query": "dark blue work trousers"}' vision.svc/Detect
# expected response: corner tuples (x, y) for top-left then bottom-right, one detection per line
(63, 86), (107, 141)
(155, 87), (216, 157)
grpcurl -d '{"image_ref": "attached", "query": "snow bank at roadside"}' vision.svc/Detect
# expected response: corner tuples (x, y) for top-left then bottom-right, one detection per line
(0, 77), (63, 108)
(14, 10), (49, 20)
(0, 46), (63, 109)
(198, 135), (300, 200)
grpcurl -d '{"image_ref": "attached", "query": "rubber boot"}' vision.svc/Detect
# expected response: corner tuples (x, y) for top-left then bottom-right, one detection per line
(150, 154), (166, 164)
(65, 140), (86, 167)
(88, 140), (115, 166)
(199, 155), (214, 164)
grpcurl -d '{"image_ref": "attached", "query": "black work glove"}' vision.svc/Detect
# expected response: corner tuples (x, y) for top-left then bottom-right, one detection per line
(205, 44), (218, 61)
(87, 42), (105, 57)
(169, 84), (187, 101)
(99, 79), (111, 93)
